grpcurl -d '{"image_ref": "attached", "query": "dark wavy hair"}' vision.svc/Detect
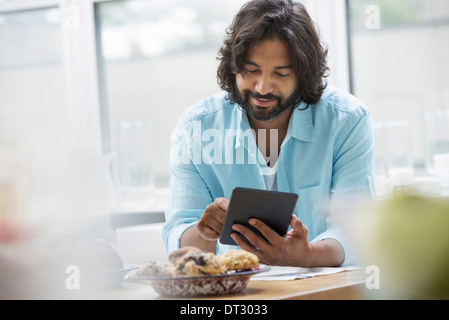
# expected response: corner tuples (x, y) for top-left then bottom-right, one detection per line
(217, 0), (329, 108)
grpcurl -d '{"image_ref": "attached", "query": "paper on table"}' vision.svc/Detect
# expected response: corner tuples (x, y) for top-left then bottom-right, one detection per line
(251, 265), (361, 281)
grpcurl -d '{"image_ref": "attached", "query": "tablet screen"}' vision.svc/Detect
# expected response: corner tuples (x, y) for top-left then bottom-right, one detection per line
(219, 187), (298, 246)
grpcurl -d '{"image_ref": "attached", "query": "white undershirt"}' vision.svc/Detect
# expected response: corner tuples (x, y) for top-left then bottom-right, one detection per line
(262, 161), (278, 191)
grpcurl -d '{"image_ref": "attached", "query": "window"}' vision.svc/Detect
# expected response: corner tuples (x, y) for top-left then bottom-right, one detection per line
(0, 7), (69, 218)
(95, 0), (249, 190)
(0, 0), (354, 216)
(0, 8), (61, 68)
(347, 0), (449, 167)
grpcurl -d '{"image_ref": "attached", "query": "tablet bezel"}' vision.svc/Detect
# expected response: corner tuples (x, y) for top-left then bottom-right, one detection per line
(219, 187), (299, 246)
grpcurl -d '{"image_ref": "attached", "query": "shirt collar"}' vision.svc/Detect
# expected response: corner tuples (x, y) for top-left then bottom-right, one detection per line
(287, 103), (316, 143)
(235, 107), (252, 149)
(234, 102), (317, 148)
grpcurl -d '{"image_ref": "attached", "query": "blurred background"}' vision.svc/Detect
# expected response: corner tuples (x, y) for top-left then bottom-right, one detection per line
(1, 0), (448, 217)
(0, 0), (448, 299)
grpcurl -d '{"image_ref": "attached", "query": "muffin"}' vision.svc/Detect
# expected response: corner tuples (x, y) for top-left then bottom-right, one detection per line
(175, 251), (225, 277)
(217, 250), (259, 271)
(168, 246), (202, 265)
(136, 261), (175, 277)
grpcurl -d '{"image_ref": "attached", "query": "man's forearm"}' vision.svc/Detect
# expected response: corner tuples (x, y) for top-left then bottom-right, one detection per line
(306, 238), (345, 268)
(180, 224), (218, 253)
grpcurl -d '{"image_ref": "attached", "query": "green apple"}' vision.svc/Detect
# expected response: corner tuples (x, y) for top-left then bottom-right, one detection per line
(367, 193), (449, 299)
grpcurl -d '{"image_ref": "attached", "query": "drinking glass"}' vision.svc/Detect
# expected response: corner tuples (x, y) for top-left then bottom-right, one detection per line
(117, 120), (153, 205)
(423, 110), (449, 194)
(384, 121), (414, 188)
(373, 123), (388, 197)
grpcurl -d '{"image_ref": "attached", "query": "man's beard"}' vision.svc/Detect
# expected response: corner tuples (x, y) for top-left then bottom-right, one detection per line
(236, 89), (300, 121)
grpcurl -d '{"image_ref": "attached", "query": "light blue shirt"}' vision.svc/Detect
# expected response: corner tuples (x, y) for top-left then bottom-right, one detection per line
(163, 85), (375, 266)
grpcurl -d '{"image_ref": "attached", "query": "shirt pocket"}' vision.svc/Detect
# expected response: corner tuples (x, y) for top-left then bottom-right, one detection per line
(295, 185), (330, 240)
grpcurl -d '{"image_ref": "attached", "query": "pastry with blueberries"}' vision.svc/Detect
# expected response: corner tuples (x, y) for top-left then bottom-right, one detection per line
(174, 251), (225, 277)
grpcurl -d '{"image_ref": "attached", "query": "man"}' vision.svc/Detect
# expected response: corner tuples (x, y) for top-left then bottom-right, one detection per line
(163, 0), (375, 267)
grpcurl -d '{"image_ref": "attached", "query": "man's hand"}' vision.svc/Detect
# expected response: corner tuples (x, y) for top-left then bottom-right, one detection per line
(196, 197), (229, 241)
(231, 215), (313, 266)
(231, 215), (345, 267)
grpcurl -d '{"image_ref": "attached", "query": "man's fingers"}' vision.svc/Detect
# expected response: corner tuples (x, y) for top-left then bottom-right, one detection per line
(197, 223), (220, 241)
(230, 232), (261, 257)
(290, 215), (303, 229)
(248, 219), (282, 244)
(232, 223), (268, 250)
(216, 197), (229, 212)
(289, 215), (308, 238)
(198, 198), (230, 241)
(204, 200), (227, 224)
(199, 212), (224, 238)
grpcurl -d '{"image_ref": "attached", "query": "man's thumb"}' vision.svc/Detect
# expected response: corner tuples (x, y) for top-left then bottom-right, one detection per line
(216, 198), (229, 211)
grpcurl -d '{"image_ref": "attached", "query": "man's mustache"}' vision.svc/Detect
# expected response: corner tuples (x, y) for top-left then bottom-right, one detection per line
(245, 90), (280, 101)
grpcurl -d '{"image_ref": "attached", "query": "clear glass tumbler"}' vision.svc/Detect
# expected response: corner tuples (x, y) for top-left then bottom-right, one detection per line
(384, 121), (414, 188)
(117, 120), (153, 205)
(423, 110), (449, 195)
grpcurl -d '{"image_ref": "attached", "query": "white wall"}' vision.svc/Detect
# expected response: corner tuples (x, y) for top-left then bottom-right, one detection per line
(352, 25), (449, 163)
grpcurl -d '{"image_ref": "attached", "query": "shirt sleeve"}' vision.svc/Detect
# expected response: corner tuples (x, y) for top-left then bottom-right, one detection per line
(162, 120), (214, 254)
(312, 110), (376, 266)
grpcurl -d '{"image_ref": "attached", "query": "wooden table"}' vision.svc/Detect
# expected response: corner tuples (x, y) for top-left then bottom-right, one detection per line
(100, 269), (369, 300)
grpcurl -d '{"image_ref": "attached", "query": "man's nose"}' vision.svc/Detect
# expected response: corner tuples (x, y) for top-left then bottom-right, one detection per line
(254, 75), (273, 96)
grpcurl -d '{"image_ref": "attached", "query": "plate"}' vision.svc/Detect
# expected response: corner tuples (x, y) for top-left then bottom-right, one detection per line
(90, 266), (139, 289)
(126, 266), (270, 297)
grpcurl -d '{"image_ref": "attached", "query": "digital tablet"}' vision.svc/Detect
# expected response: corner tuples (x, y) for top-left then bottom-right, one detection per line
(219, 187), (299, 246)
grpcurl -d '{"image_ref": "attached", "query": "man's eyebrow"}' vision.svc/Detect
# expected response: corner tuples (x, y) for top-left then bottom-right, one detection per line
(243, 60), (293, 70)
(274, 65), (293, 70)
